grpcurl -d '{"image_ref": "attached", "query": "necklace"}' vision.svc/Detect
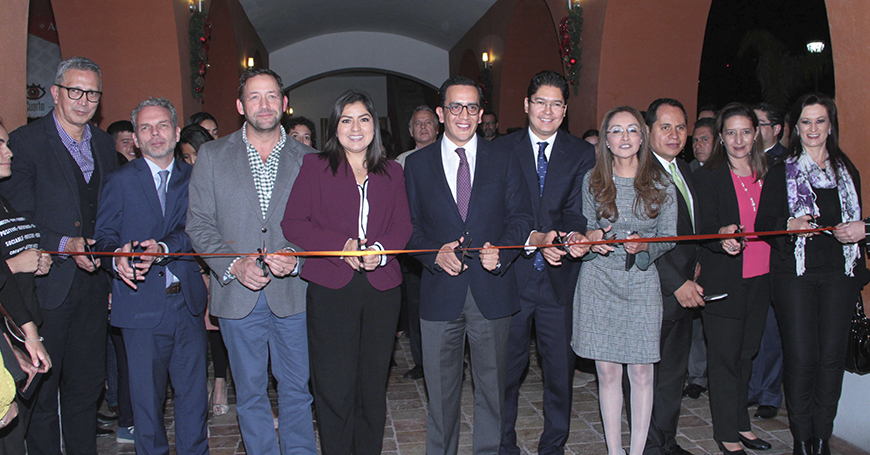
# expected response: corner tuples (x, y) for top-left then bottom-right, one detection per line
(733, 171), (761, 212)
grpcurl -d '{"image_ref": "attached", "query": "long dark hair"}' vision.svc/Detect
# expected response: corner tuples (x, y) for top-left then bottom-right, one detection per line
(320, 90), (388, 176)
(783, 93), (855, 181)
(705, 102), (768, 182)
(589, 106), (670, 221)
(174, 124), (213, 162)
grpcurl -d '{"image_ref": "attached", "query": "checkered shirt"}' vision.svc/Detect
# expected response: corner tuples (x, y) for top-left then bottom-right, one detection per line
(53, 112), (94, 183)
(242, 123), (286, 219)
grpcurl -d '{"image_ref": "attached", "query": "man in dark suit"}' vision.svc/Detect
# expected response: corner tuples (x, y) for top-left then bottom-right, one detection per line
(187, 69), (315, 455)
(497, 70), (595, 455)
(754, 103), (786, 159)
(645, 98), (703, 455)
(94, 98), (209, 455)
(0, 57), (117, 454)
(404, 76), (533, 455)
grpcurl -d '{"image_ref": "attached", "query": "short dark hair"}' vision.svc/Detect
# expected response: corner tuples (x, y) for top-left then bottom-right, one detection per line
(527, 70), (569, 102)
(697, 104), (717, 117)
(645, 98), (687, 128)
(321, 90), (389, 177)
(238, 68), (284, 101)
(186, 111), (218, 128)
(752, 102), (784, 139)
(284, 116), (317, 146)
(581, 129), (599, 139)
(107, 120), (134, 139)
(438, 76), (483, 108)
(693, 117), (715, 132)
(481, 111), (498, 122)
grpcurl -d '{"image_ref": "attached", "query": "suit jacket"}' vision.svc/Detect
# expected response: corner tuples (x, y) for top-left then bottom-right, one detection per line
(766, 142), (786, 160)
(94, 158), (207, 329)
(497, 129), (595, 306)
(281, 154), (412, 290)
(187, 128), (314, 319)
(692, 163), (754, 319)
(404, 136), (533, 321)
(0, 111), (116, 309)
(653, 158), (700, 321)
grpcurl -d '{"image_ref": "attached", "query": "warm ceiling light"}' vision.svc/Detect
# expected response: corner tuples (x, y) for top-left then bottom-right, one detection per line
(807, 41), (825, 53)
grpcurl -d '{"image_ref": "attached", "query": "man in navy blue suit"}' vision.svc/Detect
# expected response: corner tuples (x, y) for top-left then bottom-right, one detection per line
(94, 98), (209, 455)
(404, 76), (533, 455)
(497, 70), (595, 455)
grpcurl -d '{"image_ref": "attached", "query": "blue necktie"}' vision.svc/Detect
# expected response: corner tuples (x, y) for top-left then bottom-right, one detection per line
(157, 170), (169, 215)
(534, 142), (548, 271)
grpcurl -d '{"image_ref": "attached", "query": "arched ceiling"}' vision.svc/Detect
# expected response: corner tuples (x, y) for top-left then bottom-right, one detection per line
(238, 0), (498, 52)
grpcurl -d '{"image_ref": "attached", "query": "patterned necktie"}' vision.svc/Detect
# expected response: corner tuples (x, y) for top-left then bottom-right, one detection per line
(455, 147), (470, 221)
(669, 162), (693, 229)
(157, 170), (169, 216)
(534, 142), (549, 270)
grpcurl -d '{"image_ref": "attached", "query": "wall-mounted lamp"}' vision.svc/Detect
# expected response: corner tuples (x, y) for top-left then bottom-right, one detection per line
(806, 41), (825, 53)
(286, 107), (294, 116)
(567, 0), (580, 9)
(246, 57), (254, 69)
(189, 0), (202, 12)
(482, 52), (491, 69)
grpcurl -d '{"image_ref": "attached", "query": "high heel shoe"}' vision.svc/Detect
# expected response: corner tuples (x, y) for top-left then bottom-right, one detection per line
(716, 440), (747, 455)
(811, 438), (830, 455)
(793, 439), (812, 455)
(739, 433), (772, 450)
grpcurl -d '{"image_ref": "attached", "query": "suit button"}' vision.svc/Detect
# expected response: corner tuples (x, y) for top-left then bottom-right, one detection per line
(158, 272), (165, 277)
(75, 221), (81, 227)
(262, 228), (267, 233)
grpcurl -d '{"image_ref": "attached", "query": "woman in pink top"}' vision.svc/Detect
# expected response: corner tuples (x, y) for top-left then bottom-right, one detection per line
(692, 103), (772, 455)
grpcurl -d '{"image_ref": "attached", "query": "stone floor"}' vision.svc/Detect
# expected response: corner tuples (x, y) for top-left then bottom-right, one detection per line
(96, 337), (868, 455)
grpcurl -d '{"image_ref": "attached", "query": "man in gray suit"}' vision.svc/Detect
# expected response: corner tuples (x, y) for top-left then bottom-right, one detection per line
(187, 68), (316, 455)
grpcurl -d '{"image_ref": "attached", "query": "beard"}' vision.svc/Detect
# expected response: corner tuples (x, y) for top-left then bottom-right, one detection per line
(246, 109), (282, 133)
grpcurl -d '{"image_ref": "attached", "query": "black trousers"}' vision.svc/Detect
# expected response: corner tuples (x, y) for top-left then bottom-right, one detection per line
(27, 269), (108, 455)
(307, 272), (401, 455)
(702, 274), (769, 442)
(772, 269), (856, 441)
(400, 256), (423, 368)
(110, 327), (133, 428)
(208, 330), (229, 380)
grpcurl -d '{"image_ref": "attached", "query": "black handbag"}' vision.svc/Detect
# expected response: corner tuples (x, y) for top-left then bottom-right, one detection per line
(845, 295), (870, 375)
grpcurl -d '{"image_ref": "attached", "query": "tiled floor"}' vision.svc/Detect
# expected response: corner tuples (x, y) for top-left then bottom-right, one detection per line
(96, 337), (868, 455)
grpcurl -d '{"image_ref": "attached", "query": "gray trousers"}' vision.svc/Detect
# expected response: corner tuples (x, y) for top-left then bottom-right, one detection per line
(421, 288), (511, 455)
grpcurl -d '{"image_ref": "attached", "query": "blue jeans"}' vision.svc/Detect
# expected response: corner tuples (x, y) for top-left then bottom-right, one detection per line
(220, 292), (316, 455)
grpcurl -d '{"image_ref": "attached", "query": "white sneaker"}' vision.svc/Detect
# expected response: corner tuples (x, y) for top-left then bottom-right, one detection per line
(573, 371), (596, 388)
(116, 426), (135, 444)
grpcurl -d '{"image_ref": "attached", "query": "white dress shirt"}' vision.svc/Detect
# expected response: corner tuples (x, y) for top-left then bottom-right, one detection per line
(441, 135), (478, 202)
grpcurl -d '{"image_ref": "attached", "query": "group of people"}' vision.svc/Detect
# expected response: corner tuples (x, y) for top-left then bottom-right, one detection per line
(0, 55), (862, 455)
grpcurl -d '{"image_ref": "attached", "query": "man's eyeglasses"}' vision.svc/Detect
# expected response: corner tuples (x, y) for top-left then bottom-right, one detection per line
(529, 99), (565, 111)
(444, 103), (481, 116)
(56, 85), (102, 103)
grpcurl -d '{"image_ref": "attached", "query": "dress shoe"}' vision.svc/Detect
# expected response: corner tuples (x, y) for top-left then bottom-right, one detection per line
(402, 365), (424, 381)
(716, 440), (747, 455)
(739, 434), (772, 450)
(793, 439), (812, 455)
(754, 405), (778, 419)
(811, 438), (830, 455)
(682, 384), (706, 399)
(665, 444), (695, 455)
(97, 412), (119, 424)
(96, 426), (115, 437)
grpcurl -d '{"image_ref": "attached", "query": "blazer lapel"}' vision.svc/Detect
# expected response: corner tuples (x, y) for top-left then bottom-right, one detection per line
(135, 160), (164, 221)
(429, 146), (463, 223)
(540, 134), (570, 208)
(163, 161), (188, 227)
(43, 117), (81, 210)
(516, 132), (541, 216)
(228, 133), (264, 219)
(263, 142), (298, 224)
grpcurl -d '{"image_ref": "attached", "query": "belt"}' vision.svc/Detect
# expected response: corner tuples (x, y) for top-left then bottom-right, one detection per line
(166, 282), (182, 294)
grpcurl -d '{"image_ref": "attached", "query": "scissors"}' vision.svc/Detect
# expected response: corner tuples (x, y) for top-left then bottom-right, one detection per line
(256, 242), (268, 277)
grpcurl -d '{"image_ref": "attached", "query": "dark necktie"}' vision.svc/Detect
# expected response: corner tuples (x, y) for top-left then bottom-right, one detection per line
(157, 170), (169, 215)
(456, 147), (470, 221)
(534, 141), (548, 270)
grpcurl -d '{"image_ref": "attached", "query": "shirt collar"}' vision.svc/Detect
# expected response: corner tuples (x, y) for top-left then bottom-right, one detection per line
(52, 110), (92, 147)
(528, 128), (557, 150)
(143, 156), (174, 180)
(653, 151), (676, 169)
(241, 122), (287, 157)
(441, 134), (478, 157)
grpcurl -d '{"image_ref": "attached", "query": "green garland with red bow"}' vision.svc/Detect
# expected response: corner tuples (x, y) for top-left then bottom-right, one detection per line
(559, 6), (583, 95)
(189, 11), (211, 99)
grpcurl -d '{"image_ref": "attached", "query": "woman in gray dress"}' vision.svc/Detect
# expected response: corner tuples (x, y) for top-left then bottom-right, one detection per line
(573, 106), (677, 455)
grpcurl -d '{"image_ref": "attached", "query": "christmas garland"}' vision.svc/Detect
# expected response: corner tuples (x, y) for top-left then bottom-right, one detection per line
(559, 5), (583, 95)
(189, 11), (211, 99)
(479, 66), (493, 111)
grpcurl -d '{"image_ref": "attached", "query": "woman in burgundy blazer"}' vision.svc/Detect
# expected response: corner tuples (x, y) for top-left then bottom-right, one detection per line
(281, 90), (411, 455)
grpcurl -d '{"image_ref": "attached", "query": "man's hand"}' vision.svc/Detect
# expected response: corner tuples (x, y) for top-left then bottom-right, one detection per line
(566, 231), (592, 258)
(342, 238), (365, 271)
(65, 237), (99, 271)
(135, 239), (162, 272)
(264, 249), (299, 277)
(531, 230), (567, 266)
(230, 256), (271, 291)
(114, 242), (145, 290)
(479, 242), (500, 271)
(6, 248), (41, 274)
(435, 238), (465, 276)
(674, 280), (705, 308)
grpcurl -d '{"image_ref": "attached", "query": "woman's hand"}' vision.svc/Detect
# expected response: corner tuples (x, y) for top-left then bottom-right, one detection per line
(21, 322), (51, 372)
(623, 232), (648, 254)
(0, 402), (18, 429)
(6, 248), (41, 274)
(719, 224), (744, 256)
(586, 226), (615, 256)
(788, 214), (816, 238)
(36, 251), (52, 276)
(342, 238), (365, 271)
(360, 246), (380, 271)
(833, 221), (864, 244)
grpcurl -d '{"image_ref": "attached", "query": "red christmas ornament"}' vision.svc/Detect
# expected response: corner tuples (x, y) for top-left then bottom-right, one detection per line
(569, 58), (576, 65)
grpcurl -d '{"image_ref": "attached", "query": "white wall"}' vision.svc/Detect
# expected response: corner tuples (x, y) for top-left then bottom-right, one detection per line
(833, 372), (870, 449)
(286, 75), (388, 148)
(269, 31), (449, 89)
